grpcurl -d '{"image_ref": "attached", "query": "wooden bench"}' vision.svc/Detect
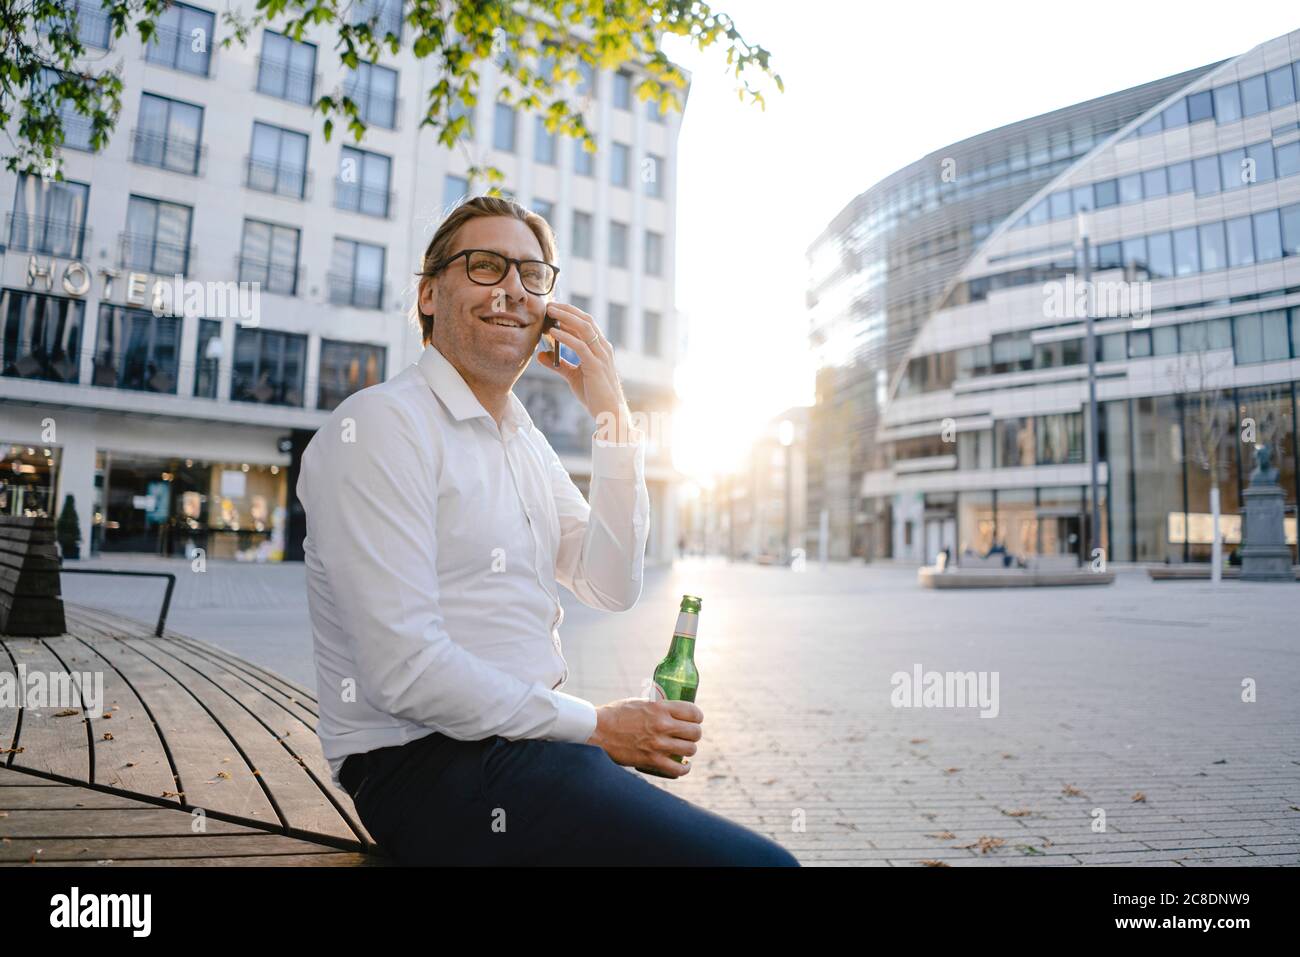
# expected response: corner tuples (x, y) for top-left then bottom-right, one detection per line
(0, 604), (390, 866)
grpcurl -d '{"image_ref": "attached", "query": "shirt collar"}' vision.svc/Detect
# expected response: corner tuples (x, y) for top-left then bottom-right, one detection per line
(417, 345), (534, 437)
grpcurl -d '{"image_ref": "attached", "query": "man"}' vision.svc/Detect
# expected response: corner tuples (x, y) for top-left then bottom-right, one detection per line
(298, 196), (797, 866)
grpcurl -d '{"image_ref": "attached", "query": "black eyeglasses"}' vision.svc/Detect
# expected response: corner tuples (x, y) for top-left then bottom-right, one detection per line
(426, 248), (559, 296)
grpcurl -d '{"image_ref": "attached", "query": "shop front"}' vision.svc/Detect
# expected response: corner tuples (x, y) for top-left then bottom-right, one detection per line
(96, 453), (287, 561)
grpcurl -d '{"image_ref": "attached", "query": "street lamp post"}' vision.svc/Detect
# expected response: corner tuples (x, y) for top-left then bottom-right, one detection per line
(1078, 212), (1102, 565)
(779, 419), (794, 564)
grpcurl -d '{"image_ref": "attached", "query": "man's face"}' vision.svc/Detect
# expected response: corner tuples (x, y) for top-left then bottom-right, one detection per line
(420, 216), (552, 388)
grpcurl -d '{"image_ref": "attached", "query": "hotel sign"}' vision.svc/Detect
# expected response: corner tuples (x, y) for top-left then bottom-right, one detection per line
(24, 254), (174, 309)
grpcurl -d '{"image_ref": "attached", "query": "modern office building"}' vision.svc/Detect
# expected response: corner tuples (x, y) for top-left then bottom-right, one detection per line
(0, 0), (685, 563)
(806, 58), (1222, 560)
(862, 28), (1300, 566)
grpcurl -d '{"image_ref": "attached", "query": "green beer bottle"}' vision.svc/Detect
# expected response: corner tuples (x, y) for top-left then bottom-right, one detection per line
(638, 594), (701, 778)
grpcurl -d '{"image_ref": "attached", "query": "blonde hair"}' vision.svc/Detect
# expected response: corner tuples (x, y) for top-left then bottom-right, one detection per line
(412, 195), (558, 346)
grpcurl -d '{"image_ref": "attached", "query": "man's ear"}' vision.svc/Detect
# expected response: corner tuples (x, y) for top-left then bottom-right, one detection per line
(418, 274), (436, 317)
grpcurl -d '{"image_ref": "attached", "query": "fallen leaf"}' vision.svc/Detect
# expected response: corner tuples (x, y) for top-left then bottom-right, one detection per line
(102, 732), (113, 741)
(216, 770), (230, 779)
(926, 831), (956, 840)
(944, 767), (960, 774)
(910, 738), (928, 745)
(1001, 808), (1033, 817)
(919, 860), (950, 867)
(1131, 791), (1146, 803)
(1062, 784), (1084, 797)
(53, 709), (78, 717)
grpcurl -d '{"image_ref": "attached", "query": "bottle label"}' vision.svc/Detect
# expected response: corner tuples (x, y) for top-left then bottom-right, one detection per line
(674, 611), (698, 638)
(651, 681), (667, 701)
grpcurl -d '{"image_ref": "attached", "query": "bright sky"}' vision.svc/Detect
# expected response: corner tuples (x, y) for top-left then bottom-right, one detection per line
(661, 0), (1299, 482)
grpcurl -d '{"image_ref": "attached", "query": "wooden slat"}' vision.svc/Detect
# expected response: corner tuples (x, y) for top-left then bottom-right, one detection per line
(82, 636), (279, 824)
(2, 638), (92, 780)
(0, 807), (266, 839)
(0, 785), (162, 810)
(115, 635), (362, 845)
(20, 852), (386, 866)
(44, 634), (179, 800)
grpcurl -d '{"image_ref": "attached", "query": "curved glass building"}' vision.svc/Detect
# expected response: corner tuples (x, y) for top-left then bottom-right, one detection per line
(856, 28), (1300, 566)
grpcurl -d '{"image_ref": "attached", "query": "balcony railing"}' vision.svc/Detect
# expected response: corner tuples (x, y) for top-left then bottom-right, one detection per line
(4, 214), (91, 259)
(117, 231), (196, 276)
(234, 255), (304, 297)
(36, 1), (112, 49)
(91, 351), (179, 394)
(254, 56), (320, 106)
(58, 111), (98, 152)
(130, 128), (206, 176)
(326, 272), (385, 310)
(341, 87), (403, 131)
(333, 179), (394, 218)
(243, 155), (312, 200)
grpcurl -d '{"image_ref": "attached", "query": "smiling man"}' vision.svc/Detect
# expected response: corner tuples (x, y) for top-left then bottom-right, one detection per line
(297, 196), (797, 866)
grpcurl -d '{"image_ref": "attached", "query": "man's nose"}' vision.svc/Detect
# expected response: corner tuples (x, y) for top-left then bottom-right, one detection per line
(496, 263), (529, 301)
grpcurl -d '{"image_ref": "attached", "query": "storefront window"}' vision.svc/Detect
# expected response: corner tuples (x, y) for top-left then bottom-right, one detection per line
(0, 442), (59, 517)
(1132, 395), (1184, 562)
(995, 488), (1037, 560)
(317, 339), (386, 411)
(957, 490), (994, 561)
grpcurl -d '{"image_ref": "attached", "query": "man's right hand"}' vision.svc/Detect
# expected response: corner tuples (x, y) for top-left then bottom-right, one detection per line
(586, 697), (703, 777)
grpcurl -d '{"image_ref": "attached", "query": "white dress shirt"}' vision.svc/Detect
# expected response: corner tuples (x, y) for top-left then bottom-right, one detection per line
(298, 344), (650, 788)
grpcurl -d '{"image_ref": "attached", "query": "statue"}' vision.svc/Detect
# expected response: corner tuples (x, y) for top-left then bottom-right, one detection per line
(1240, 444), (1292, 581)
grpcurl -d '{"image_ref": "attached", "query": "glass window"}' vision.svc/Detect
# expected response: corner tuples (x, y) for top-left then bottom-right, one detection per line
(231, 327), (306, 406)
(1026, 198), (1048, 225)
(612, 70), (632, 110)
(575, 61), (595, 97)
(248, 122), (308, 198)
(1094, 179), (1119, 208)
(1098, 241), (1122, 270)
(92, 305), (180, 393)
(574, 140), (594, 177)
(123, 194), (192, 274)
(1292, 308), (1300, 357)
(1276, 141), (1300, 179)
(344, 61), (398, 129)
(606, 302), (625, 347)
(1226, 215), (1255, 266)
(610, 142), (630, 188)
(1167, 161), (1193, 193)
(0, 288), (85, 383)
(1234, 313), (1263, 363)
(1128, 329), (1152, 358)
(194, 318), (220, 398)
(134, 93), (203, 175)
(442, 174), (467, 211)
(1048, 190), (1071, 219)
(643, 153), (664, 198)
(1152, 325), (1178, 355)
(1213, 83), (1242, 123)
(644, 230), (664, 276)
(1160, 98), (1189, 129)
(239, 219), (300, 295)
(1099, 332), (1126, 362)
(1246, 141), (1276, 184)
(257, 30), (316, 105)
(995, 418), (1036, 467)
(1266, 65), (1296, 108)
(7, 173), (89, 258)
(1147, 231), (1174, 278)
(317, 339), (386, 411)
(608, 220), (628, 267)
(1118, 173), (1143, 204)
(1219, 147), (1246, 191)
(1281, 203), (1300, 256)
(1253, 209), (1283, 261)
(1139, 168), (1167, 199)
(1121, 236), (1147, 272)
(1071, 184), (1093, 212)
(533, 115), (555, 165)
(1240, 74), (1269, 116)
(1260, 309), (1289, 361)
(571, 210), (592, 259)
(492, 103), (516, 152)
(144, 1), (215, 76)
(642, 310), (660, 356)
(1186, 89), (1214, 122)
(1137, 114), (1163, 137)
(1193, 154), (1220, 195)
(335, 145), (391, 217)
(1198, 221), (1227, 272)
(327, 237), (385, 309)
(1172, 226), (1200, 275)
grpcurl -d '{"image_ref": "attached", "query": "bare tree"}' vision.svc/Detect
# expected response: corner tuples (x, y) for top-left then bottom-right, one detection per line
(1167, 342), (1232, 579)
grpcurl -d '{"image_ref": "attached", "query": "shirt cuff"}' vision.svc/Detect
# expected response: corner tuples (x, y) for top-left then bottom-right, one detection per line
(550, 688), (599, 744)
(591, 428), (645, 480)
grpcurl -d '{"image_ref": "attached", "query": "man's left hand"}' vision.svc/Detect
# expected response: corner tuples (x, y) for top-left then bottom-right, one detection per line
(535, 301), (641, 443)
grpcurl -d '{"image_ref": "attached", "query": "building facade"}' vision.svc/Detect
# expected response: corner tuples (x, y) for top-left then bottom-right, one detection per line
(866, 29), (1300, 567)
(805, 59), (1221, 561)
(0, 0), (684, 563)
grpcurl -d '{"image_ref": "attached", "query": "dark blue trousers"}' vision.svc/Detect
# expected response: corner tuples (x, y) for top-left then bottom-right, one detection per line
(341, 731), (799, 866)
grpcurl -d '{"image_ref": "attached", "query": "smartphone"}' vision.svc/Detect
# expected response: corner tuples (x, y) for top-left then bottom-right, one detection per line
(541, 312), (560, 367)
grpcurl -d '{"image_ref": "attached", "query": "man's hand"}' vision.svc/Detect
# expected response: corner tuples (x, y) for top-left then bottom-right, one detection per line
(535, 302), (641, 443)
(586, 697), (703, 778)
